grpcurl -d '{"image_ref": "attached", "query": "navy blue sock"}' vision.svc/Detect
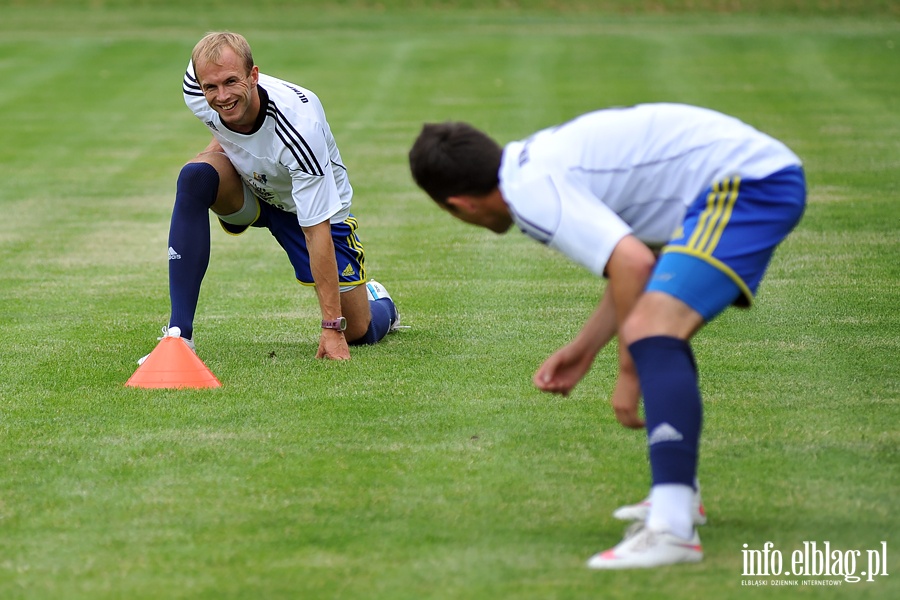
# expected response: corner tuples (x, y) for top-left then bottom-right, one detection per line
(167, 163), (219, 340)
(628, 336), (703, 487)
(349, 298), (396, 345)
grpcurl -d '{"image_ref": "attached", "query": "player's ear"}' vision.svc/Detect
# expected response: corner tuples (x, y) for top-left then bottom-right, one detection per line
(446, 195), (476, 214)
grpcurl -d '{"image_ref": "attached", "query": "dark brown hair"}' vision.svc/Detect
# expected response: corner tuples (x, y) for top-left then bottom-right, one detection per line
(408, 122), (502, 204)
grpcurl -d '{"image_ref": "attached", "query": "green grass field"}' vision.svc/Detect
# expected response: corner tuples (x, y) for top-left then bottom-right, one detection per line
(1, 1), (898, 598)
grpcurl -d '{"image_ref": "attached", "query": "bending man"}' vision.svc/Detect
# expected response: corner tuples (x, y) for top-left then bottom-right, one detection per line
(408, 103), (805, 568)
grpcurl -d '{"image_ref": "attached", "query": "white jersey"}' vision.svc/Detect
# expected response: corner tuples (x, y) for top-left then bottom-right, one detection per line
(183, 62), (352, 227)
(498, 103), (801, 277)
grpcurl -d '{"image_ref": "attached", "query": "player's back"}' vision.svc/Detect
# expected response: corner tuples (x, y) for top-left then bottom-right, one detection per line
(517, 103), (799, 213)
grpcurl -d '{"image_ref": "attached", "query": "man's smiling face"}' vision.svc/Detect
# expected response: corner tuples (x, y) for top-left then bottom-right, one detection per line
(195, 47), (260, 133)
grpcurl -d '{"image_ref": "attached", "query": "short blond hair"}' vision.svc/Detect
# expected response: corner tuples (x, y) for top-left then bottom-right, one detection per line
(191, 31), (254, 75)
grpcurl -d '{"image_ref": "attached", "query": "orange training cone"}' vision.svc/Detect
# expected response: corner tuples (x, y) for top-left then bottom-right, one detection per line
(125, 336), (221, 389)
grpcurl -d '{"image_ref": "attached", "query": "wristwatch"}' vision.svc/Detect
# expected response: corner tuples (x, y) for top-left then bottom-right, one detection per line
(321, 317), (347, 331)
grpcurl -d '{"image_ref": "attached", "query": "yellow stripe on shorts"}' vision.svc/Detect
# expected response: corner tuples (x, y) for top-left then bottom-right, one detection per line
(343, 217), (366, 279)
(687, 176), (740, 256)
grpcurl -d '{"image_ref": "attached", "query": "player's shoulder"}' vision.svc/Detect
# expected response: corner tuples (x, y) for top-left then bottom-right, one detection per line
(499, 143), (564, 242)
(182, 61), (201, 97)
(182, 61), (212, 116)
(259, 73), (323, 112)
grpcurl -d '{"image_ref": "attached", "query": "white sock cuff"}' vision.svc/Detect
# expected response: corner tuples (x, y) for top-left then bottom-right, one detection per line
(218, 188), (259, 226)
(647, 483), (695, 539)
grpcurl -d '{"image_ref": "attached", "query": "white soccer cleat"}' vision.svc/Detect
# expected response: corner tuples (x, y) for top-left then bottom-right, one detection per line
(365, 279), (392, 302)
(365, 280), (408, 332)
(613, 491), (708, 526)
(586, 524), (703, 570)
(137, 326), (196, 365)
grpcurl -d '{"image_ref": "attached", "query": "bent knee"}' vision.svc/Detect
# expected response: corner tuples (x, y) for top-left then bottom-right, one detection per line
(620, 292), (705, 345)
(175, 162), (221, 210)
(620, 310), (654, 347)
(183, 155), (244, 213)
(178, 161), (220, 188)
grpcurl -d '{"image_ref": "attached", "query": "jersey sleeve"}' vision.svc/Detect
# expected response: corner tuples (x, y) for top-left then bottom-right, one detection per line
(507, 174), (632, 277)
(282, 120), (344, 227)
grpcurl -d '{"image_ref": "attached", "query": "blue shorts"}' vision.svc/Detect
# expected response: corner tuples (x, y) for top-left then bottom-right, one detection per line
(646, 165), (806, 321)
(219, 202), (367, 287)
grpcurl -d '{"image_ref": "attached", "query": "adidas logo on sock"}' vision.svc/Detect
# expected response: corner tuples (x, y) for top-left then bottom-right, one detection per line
(648, 423), (684, 445)
(168, 246), (182, 260)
